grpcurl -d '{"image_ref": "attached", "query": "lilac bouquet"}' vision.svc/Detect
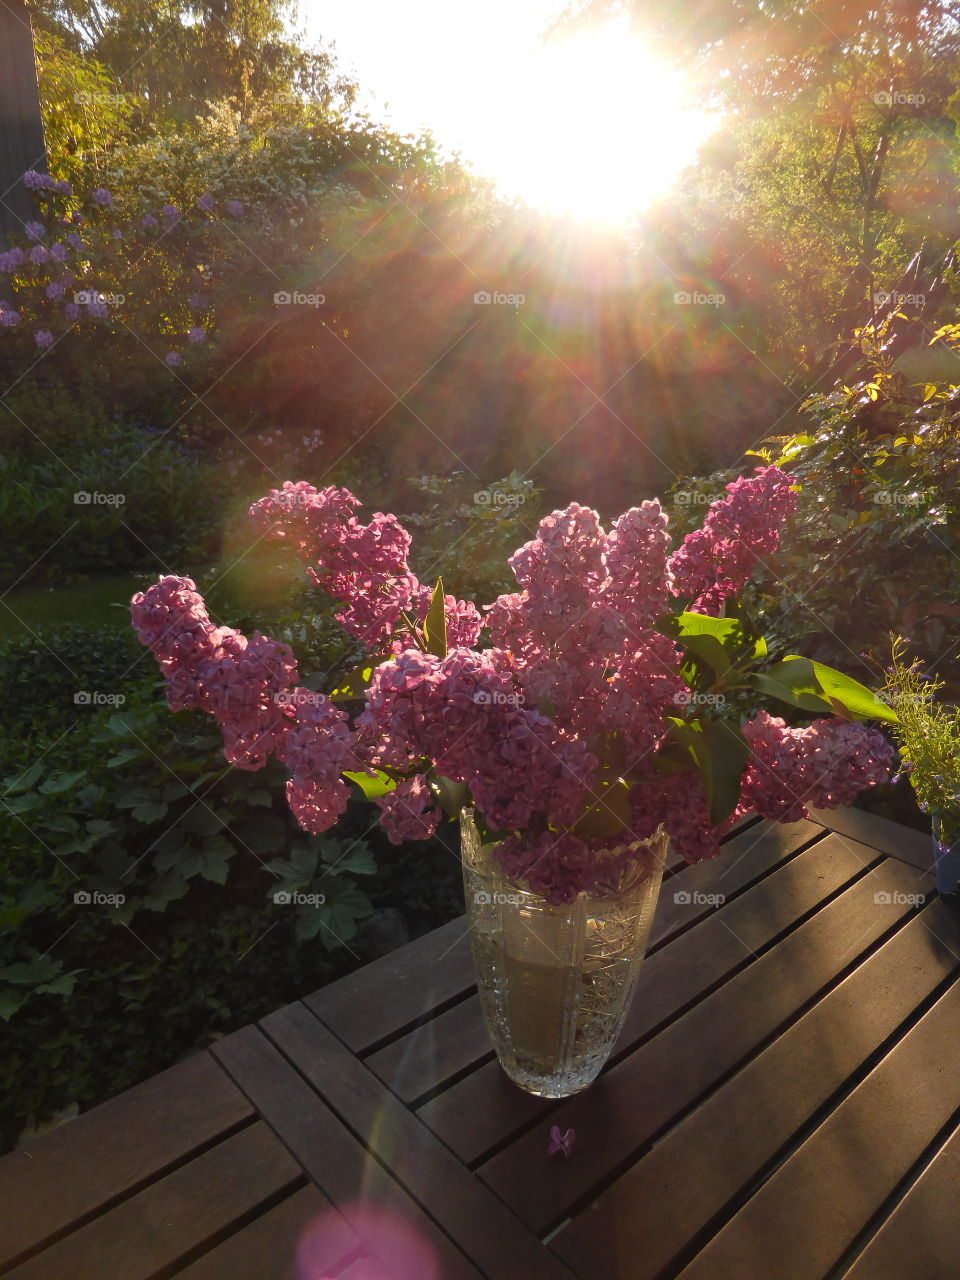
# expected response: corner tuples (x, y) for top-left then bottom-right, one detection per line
(131, 467), (896, 904)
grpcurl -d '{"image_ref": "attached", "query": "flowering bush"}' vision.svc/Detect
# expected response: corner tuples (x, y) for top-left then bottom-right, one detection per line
(132, 466), (897, 904)
(0, 170), (249, 366)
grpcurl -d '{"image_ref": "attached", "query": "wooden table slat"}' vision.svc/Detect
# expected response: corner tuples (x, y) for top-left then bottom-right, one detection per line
(262, 1001), (578, 1280)
(478, 847), (937, 1233)
(5, 1122), (302, 1280)
(842, 1117), (960, 1280)
(212, 1024), (485, 1280)
(0, 1051), (253, 1271)
(175, 1184), (354, 1280)
(420, 830), (886, 1166)
(646, 817), (824, 951)
(808, 805), (933, 870)
(676, 976), (960, 1280)
(304, 915), (474, 1053)
(551, 896), (960, 1280)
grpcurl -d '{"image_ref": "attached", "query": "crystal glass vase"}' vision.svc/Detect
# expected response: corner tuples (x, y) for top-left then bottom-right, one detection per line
(460, 811), (668, 1098)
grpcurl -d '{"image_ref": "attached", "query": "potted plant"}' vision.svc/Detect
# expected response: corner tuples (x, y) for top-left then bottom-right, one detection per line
(131, 467), (896, 1098)
(883, 635), (960, 897)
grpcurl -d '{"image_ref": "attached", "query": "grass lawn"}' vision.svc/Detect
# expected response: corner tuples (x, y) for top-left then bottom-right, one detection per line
(0, 575), (144, 641)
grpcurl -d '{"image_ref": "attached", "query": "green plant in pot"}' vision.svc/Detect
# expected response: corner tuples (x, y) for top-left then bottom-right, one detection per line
(883, 635), (960, 896)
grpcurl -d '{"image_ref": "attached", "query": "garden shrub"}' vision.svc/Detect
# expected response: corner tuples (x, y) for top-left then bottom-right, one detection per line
(0, 640), (462, 1148)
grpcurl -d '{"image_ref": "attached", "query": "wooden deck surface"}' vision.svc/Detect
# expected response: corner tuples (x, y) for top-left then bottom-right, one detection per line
(1, 808), (957, 1279)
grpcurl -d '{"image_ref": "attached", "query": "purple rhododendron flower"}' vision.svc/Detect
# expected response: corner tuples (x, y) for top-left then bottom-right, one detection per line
(34, 329), (54, 348)
(141, 213), (159, 230)
(50, 243), (69, 262)
(225, 199), (244, 217)
(55, 180), (72, 196)
(63, 302), (81, 321)
(92, 187), (113, 207)
(162, 203), (180, 221)
(164, 350), (182, 367)
(0, 309), (20, 327)
(187, 326), (206, 343)
(46, 281), (65, 300)
(196, 192), (216, 213)
(28, 245), (50, 264)
(24, 221), (45, 241)
(23, 170), (54, 191)
(65, 233), (84, 251)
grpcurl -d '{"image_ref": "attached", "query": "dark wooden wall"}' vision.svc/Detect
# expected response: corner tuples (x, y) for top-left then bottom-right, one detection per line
(0, 0), (47, 247)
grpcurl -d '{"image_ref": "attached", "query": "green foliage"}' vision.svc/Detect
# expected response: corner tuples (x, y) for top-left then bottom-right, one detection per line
(883, 635), (960, 819)
(0, 620), (462, 1147)
(671, 320), (960, 691)
(34, 0), (356, 131)
(402, 471), (543, 601)
(0, 623), (141, 741)
(35, 29), (133, 177)
(0, 425), (227, 589)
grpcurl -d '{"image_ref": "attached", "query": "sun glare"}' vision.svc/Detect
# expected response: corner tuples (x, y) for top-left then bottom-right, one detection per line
(316, 4), (719, 227)
(473, 26), (718, 223)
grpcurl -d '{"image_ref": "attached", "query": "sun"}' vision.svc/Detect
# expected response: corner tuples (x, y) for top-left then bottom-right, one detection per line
(464, 25), (718, 224)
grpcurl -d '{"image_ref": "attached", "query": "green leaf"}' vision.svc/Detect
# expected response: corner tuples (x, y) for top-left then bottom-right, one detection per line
(799, 658), (899, 724)
(572, 768), (634, 838)
(0, 990), (27, 1021)
(700, 719), (750, 826)
(422, 577), (447, 657)
(2, 760), (44, 793)
(0, 955), (63, 985)
(661, 716), (748, 827)
(131, 801), (169, 824)
(38, 771), (86, 796)
(654, 611), (765, 675)
(344, 769), (398, 800)
(327, 845), (377, 876)
(328, 661), (381, 702)
(751, 657), (896, 723)
(431, 774), (470, 819)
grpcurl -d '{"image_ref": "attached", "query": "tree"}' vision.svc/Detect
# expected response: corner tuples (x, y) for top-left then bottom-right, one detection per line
(31, 0), (355, 128)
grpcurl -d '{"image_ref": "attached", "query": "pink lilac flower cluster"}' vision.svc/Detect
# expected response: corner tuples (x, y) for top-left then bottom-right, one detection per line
(248, 480), (482, 651)
(668, 466), (798, 614)
(131, 469), (895, 904)
(740, 711), (894, 822)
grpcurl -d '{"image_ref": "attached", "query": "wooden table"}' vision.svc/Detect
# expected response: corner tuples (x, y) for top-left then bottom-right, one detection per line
(2, 809), (958, 1280)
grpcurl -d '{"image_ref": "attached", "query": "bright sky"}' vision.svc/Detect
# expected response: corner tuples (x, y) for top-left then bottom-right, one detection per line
(297, 1), (719, 223)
